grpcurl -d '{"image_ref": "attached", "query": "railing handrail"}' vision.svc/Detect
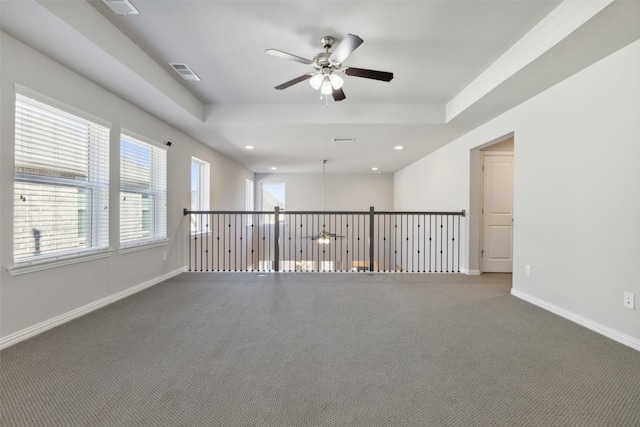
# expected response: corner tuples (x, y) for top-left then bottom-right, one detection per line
(185, 208), (465, 216)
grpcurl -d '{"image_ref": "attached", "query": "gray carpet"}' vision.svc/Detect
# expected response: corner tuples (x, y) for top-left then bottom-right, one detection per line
(1, 273), (639, 426)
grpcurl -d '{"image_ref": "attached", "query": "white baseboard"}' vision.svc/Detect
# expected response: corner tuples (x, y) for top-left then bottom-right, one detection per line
(0, 266), (187, 350)
(511, 288), (640, 352)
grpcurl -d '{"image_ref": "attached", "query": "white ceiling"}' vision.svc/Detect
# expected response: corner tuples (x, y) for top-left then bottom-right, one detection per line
(2, 0), (638, 174)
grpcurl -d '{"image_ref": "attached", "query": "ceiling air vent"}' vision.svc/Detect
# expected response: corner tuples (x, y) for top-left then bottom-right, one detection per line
(102, 0), (139, 15)
(169, 63), (201, 81)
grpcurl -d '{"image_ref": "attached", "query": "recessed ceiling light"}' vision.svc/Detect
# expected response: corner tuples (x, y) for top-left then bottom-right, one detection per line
(394, 145), (404, 150)
(271, 167), (277, 170)
(245, 145), (254, 150)
(371, 167), (378, 171)
(102, 0), (139, 15)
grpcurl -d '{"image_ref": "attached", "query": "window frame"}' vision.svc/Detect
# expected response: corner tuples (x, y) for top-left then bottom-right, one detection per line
(119, 132), (167, 248)
(246, 179), (254, 225)
(12, 90), (111, 268)
(190, 156), (210, 234)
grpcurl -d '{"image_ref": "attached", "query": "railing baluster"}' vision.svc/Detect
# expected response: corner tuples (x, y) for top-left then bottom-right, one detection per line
(228, 213), (231, 271)
(411, 215), (414, 272)
(251, 215), (255, 271)
(356, 214), (360, 271)
(446, 215), (449, 273)
(457, 214), (461, 273)
(188, 213), (192, 271)
(377, 213), (380, 272)
(400, 215), (404, 272)
(204, 214), (208, 272)
(421, 214), (424, 273)
(198, 214), (202, 271)
(428, 215), (432, 272)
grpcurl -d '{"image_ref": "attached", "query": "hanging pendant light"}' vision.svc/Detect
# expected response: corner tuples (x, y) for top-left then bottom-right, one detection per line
(319, 159), (330, 245)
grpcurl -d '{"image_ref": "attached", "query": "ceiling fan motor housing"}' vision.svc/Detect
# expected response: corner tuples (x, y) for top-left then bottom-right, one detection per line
(321, 36), (335, 50)
(313, 52), (339, 70)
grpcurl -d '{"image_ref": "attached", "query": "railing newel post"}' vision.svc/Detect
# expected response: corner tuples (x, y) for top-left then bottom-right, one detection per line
(369, 206), (375, 272)
(274, 206), (280, 272)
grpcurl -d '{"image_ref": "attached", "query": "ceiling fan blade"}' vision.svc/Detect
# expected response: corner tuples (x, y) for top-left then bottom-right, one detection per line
(265, 49), (313, 65)
(329, 34), (364, 64)
(344, 67), (394, 82)
(332, 87), (346, 101)
(275, 73), (313, 90)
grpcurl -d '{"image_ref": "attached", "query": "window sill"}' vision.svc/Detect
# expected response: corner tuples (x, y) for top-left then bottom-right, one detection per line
(9, 249), (113, 276)
(119, 239), (168, 254)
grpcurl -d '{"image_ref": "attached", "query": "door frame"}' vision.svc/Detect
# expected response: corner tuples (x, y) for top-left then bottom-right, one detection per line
(468, 132), (514, 275)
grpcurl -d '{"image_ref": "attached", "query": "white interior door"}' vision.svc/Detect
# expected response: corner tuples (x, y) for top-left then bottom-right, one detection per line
(482, 154), (514, 272)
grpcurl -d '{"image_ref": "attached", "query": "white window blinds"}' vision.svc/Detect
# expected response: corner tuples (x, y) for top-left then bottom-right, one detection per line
(14, 93), (110, 262)
(120, 134), (167, 245)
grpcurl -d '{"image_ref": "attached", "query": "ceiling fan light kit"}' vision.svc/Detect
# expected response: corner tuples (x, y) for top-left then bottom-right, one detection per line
(317, 235), (331, 245)
(266, 34), (393, 102)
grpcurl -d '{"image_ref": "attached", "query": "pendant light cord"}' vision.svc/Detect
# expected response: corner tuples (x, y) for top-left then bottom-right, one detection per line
(322, 160), (327, 211)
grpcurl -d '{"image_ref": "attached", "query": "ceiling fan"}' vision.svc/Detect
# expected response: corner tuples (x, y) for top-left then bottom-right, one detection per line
(265, 34), (394, 101)
(304, 160), (344, 244)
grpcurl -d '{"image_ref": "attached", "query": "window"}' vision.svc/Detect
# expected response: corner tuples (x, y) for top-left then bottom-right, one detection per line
(120, 134), (167, 246)
(13, 93), (110, 263)
(190, 157), (210, 233)
(246, 179), (254, 225)
(262, 183), (285, 223)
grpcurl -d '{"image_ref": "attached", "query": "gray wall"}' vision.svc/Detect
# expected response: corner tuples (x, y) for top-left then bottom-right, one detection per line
(255, 173), (394, 211)
(0, 33), (253, 341)
(395, 40), (640, 345)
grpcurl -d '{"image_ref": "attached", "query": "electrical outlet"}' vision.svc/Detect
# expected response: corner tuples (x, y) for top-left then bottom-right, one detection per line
(162, 251), (167, 261)
(525, 265), (531, 277)
(623, 292), (634, 309)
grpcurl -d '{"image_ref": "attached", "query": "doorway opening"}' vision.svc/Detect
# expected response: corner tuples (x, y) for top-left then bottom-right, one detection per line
(469, 133), (514, 275)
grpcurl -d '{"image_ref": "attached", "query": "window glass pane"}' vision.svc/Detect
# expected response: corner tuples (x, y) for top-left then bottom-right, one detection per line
(15, 101), (89, 179)
(191, 162), (200, 211)
(246, 180), (254, 211)
(14, 182), (92, 259)
(262, 183), (285, 210)
(120, 192), (153, 241)
(246, 179), (254, 225)
(121, 139), (151, 189)
(262, 183), (284, 224)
